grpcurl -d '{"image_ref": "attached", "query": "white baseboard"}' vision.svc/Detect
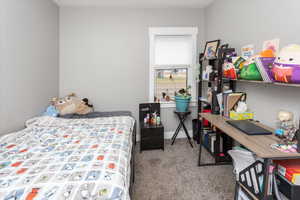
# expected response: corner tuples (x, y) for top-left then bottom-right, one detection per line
(136, 129), (193, 142)
(164, 130), (193, 139)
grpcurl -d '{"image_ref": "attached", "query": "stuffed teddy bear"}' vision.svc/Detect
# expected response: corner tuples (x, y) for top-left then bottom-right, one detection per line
(50, 93), (94, 116)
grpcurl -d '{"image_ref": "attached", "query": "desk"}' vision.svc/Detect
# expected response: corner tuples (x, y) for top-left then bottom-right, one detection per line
(199, 113), (300, 200)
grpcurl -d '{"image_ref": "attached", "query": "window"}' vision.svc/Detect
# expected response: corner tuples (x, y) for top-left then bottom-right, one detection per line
(149, 27), (198, 107)
(154, 35), (193, 65)
(155, 68), (187, 103)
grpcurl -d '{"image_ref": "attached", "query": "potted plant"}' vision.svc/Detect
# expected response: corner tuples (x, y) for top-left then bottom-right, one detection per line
(174, 86), (191, 112)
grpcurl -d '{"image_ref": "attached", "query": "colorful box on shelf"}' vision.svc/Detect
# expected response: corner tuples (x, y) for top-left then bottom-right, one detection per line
(275, 159), (300, 185)
(229, 111), (254, 120)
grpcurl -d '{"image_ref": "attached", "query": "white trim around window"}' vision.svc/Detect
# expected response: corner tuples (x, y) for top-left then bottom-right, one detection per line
(149, 27), (198, 108)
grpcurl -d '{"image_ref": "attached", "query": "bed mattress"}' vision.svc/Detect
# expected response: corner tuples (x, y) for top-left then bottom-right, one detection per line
(0, 115), (135, 200)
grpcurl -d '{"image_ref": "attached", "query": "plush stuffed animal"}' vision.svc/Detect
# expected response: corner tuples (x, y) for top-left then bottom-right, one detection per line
(260, 49), (275, 58)
(43, 105), (59, 117)
(51, 93), (94, 116)
(272, 44), (300, 83)
(278, 110), (294, 122)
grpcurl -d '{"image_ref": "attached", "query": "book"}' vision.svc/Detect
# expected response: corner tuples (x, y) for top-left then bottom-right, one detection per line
(223, 92), (230, 118)
(275, 159), (300, 185)
(210, 135), (216, 153)
(255, 57), (271, 82)
(255, 57), (276, 82)
(217, 93), (223, 113)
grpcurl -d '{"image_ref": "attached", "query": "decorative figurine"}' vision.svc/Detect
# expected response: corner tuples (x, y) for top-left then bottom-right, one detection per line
(275, 110), (298, 143)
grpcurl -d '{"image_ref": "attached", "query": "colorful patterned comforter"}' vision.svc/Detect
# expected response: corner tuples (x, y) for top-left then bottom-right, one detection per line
(0, 116), (135, 200)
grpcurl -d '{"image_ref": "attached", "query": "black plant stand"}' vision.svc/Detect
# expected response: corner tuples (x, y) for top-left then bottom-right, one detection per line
(172, 111), (193, 147)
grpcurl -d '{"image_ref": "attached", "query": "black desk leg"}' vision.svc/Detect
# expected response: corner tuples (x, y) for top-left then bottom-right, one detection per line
(234, 181), (240, 200)
(261, 158), (273, 200)
(198, 136), (202, 166)
(180, 116), (193, 148)
(198, 118), (204, 166)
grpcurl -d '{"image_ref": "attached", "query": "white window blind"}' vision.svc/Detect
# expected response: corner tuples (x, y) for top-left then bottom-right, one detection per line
(149, 27), (198, 106)
(154, 35), (193, 65)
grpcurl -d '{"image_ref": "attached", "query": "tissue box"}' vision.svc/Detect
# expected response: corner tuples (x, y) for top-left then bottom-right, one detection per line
(229, 111), (254, 120)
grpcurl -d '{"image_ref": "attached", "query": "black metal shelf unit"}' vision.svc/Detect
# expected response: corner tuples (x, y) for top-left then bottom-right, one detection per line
(197, 45), (236, 167)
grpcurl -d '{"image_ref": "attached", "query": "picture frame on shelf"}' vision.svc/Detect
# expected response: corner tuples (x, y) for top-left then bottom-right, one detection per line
(203, 40), (220, 59)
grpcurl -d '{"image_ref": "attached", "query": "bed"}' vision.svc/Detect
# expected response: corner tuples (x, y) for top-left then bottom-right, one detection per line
(0, 111), (136, 200)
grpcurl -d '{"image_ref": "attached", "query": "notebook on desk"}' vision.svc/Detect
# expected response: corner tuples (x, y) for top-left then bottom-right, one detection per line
(226, 120), (272, 135)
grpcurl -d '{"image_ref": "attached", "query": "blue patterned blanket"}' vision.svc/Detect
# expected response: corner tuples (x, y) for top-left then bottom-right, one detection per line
(0, 115), (135, 200)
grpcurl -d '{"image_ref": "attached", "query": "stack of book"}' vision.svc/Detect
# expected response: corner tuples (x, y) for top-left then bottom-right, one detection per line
(203, 130), (224, 154)
(276, 159), (300, 185)
(274, 159), (300, 200)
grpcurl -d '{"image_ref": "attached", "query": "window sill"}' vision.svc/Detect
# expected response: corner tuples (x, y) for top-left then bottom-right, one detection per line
(160, 101), (197, 108)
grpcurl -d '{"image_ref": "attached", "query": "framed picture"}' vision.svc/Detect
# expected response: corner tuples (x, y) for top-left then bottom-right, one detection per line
(203, 40), (220, 59)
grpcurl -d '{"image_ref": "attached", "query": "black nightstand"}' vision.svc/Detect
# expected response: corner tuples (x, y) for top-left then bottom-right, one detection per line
(140, 123), (164, 152)
(139, 103), (164, 152)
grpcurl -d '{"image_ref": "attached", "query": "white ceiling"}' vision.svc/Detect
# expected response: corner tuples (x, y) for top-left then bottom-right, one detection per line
(53, 0), (214, 8)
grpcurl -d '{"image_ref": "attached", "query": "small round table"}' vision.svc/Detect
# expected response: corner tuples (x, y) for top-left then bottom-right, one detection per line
(171, 111), (193, 147)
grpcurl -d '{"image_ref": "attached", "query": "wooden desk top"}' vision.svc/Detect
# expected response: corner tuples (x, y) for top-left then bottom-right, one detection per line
(200, 113), (300, 159)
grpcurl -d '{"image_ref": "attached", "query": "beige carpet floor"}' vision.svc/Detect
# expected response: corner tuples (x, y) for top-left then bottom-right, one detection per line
(132, 139), (235, 200)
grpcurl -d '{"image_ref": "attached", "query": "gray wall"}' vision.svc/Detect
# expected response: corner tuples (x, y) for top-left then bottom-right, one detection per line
(205, 0), (300, 127)
(59, 7), (205, 138)
(0, 0), (59, 135)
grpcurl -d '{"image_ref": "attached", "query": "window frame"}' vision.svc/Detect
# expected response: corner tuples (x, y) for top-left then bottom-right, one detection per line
(149, 27), (198, 108)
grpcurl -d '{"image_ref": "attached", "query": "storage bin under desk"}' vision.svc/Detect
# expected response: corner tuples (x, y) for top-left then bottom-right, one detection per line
(276, 174), (300, 200)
